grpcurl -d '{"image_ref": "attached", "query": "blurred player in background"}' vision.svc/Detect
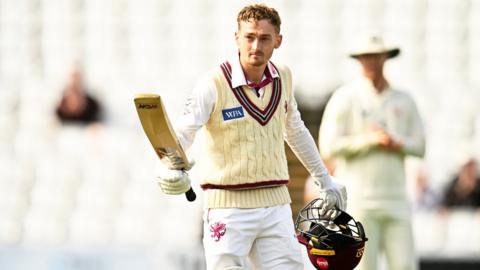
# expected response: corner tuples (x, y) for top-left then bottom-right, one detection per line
(319, 33), (425, 270)
(155, 4), (346, 270)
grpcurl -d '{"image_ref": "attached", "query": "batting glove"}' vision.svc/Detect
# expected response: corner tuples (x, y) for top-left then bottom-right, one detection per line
(156, 162), (192, 195)
(317, 177), (347, 220)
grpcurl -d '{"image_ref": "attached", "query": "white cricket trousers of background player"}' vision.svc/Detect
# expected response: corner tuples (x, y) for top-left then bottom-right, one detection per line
(203, 204), (304, 270)
(352, 208), (418, 270)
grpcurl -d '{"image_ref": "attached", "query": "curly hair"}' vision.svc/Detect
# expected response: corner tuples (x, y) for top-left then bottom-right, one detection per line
(237, 4), (281, 33)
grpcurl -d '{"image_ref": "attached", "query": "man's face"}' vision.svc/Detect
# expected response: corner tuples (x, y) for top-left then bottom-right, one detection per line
(235, 19), (282, 68)
(357, 53), (388, 75)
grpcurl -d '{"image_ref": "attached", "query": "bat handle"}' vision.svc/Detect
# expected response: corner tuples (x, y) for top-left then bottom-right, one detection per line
(185, 187), (196, 202)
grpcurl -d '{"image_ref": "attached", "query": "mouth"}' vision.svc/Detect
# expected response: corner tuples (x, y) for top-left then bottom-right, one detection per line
(250, 52), (263, 57)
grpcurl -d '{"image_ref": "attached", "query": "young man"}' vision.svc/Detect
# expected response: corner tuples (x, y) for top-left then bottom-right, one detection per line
(319, 33), (426, 270)
(156, 4), (346, 270)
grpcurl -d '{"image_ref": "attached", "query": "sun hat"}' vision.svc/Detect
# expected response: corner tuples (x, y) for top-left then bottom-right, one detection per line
(349, 32), (400, 59)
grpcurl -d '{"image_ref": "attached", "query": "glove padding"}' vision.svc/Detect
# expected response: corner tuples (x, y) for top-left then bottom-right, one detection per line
(156, 162), (192, 195)
(317, 181), (347, 220)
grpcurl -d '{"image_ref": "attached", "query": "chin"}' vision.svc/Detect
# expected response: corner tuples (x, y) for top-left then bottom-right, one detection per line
(248, 59), (265, 67)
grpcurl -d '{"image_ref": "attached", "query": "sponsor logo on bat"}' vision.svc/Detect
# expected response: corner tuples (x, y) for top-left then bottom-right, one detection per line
(138, 103), (158, 109)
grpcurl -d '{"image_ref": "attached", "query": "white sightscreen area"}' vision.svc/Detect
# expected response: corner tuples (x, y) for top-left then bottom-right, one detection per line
(0, 0), (479, 269)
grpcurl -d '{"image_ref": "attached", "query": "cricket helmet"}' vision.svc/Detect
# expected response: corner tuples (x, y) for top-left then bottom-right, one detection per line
(295, 198), (368, 270)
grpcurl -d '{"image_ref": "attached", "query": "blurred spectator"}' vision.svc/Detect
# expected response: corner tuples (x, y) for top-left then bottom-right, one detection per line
(318, 32), (426, 270)
(55, 67), (102, 125)
(413, 164), (441, 211)
(441, 157), (480, 209)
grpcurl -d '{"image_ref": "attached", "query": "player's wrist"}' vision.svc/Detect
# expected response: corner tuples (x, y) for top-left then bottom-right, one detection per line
(316, 174), (334, 191)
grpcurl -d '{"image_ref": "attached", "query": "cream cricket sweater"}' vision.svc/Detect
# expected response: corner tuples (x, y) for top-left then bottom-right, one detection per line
(319, 77), (425, 214)
(200, 61), (292, 208)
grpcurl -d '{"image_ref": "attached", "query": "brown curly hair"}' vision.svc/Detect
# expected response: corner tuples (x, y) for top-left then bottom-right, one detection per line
(237, 4), (281, 33)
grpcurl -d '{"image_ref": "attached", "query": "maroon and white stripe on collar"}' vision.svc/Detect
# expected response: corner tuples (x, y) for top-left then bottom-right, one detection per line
(220, 61), (282, 126)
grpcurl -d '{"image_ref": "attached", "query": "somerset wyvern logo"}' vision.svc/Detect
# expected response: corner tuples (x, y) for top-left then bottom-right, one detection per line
(222, 106), (244, 121)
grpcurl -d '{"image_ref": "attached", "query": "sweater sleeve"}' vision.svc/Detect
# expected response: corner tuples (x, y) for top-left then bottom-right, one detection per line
(174, 74), (216, 150)
(282, 66), (334, 190)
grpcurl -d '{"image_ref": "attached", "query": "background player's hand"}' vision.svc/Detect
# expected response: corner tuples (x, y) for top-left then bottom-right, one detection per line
(367, 128), (403, 152)
(318, 179), (347, 220)
(156, 163), (191, 195)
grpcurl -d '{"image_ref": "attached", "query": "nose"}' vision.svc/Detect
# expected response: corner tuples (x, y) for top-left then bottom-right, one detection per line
(251, 38), (259, 51)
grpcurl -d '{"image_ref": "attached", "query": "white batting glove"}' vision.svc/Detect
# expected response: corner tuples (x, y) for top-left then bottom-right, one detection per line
(156, 162), (192, 195)
(316, 177), (347, 220)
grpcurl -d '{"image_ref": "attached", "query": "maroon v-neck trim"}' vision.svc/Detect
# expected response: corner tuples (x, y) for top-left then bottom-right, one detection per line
(220, 61), (282, 126)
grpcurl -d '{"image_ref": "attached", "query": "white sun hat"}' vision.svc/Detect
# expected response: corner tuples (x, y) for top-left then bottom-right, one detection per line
(349, 32), (400, 59)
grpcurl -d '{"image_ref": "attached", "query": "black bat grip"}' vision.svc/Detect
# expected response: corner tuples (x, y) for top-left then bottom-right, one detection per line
(185, 187), (196, 202)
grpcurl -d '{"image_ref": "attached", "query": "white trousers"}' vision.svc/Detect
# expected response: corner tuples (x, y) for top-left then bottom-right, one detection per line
(352, 208), (418, 270)
(203, 204), (304, 270)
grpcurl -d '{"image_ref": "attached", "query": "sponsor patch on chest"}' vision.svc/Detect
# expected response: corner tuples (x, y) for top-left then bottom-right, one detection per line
(222, 106), (245, 121)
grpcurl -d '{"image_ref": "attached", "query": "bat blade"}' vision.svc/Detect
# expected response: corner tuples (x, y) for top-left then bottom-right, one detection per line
(134, 93), (196, 202)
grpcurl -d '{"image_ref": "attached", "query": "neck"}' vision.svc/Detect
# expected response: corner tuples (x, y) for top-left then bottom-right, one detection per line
(364, 71), (387, 93)
(241, 62), (267, 84)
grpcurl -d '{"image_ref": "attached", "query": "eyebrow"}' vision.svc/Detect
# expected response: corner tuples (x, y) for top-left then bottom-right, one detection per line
(259, 33), (272, 38)
(243, 32), (273, 38)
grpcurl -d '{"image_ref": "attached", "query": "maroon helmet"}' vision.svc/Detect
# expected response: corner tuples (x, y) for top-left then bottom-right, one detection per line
(295, 198), (368, 270)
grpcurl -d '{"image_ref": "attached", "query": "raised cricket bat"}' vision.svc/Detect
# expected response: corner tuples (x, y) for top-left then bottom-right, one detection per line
(134, 93), (196, 202)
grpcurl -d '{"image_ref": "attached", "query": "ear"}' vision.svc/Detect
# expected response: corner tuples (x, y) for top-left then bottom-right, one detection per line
(274, 34), (283, 49)
(235, 31), (240, 46)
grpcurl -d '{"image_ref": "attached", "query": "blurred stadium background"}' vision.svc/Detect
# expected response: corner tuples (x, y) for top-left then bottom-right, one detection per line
(0, 0), (479, 269)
